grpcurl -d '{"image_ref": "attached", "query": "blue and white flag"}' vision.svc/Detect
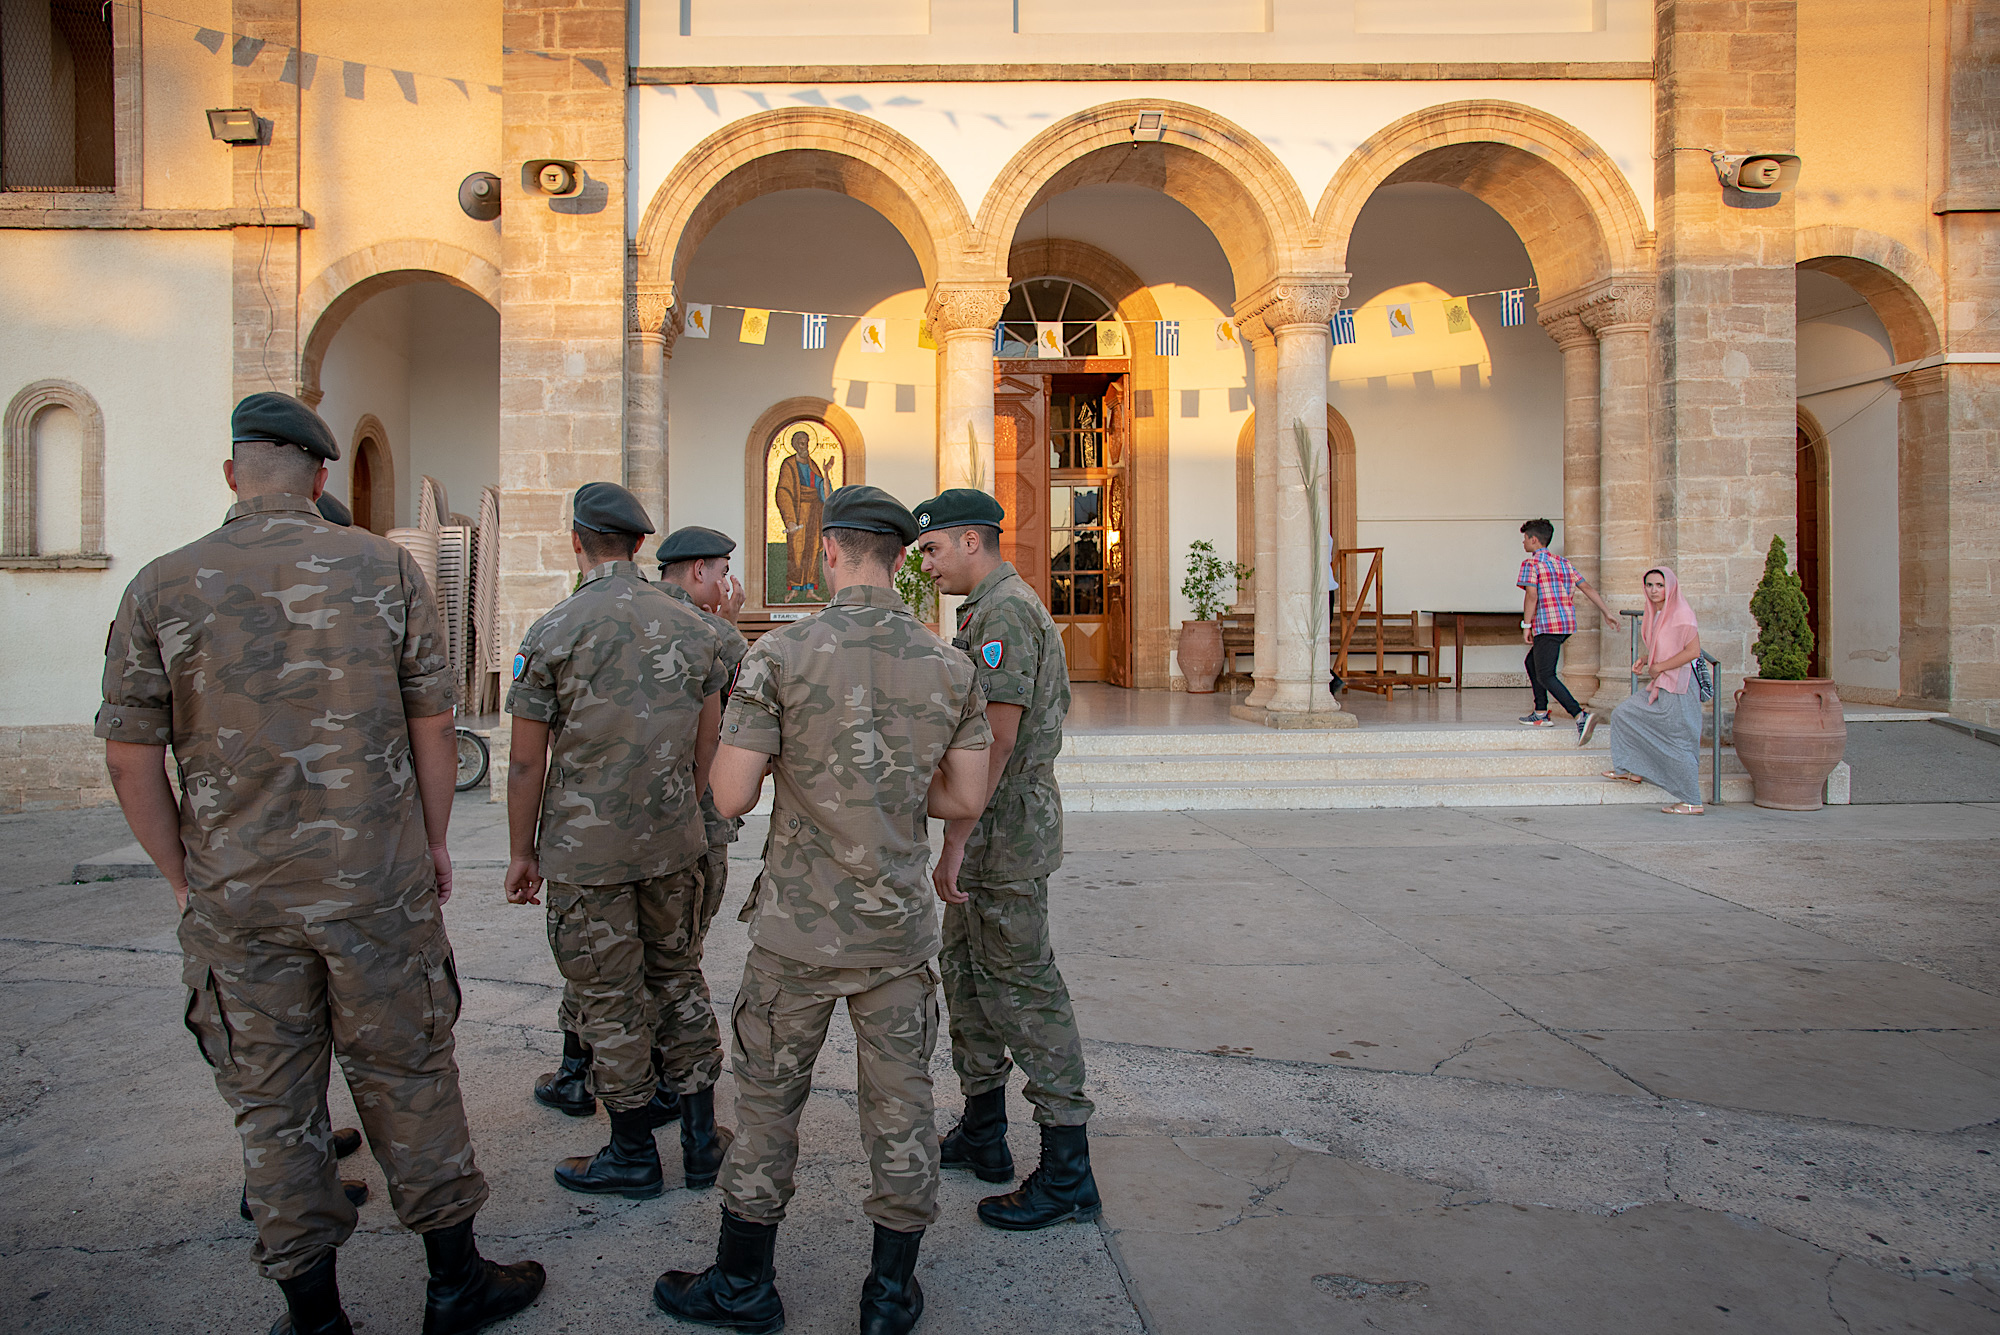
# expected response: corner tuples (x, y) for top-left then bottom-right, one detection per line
(1500, 289), (1525, 327)
(1330, 309), (1357, 347)
(1154, 320), (1180, 357)
(993, 324), (1006, 355)
(802, 313), (827, 350)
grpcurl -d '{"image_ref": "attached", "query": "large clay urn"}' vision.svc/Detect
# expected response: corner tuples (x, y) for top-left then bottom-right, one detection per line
(1732, 677), (1847, 810)
(1178, 620), (1225, 694)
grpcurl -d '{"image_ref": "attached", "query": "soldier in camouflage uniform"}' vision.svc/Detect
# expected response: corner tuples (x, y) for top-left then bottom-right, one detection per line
(915, 488), (1102, 1233)
(99, 392), (543, 1335)
(505, 484), (734, 1199)
(654, 486), (992, 1335)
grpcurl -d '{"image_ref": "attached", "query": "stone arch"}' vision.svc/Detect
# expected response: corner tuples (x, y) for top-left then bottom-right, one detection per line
(636, 108), (974, 298)
(1795, 227), (1944, 363)
(297, 241), (501, 405)
(3, 378), (106, 559)
(349, 414), (395, 535)
(742, 396), (867, 614)
(976, 100), (1316, 298)
(1316, 101), (1652, 301)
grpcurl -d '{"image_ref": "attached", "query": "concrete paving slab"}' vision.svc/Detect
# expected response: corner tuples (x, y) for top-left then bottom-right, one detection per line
(1584, 1029), (2000, 1132)
(1275, 842), (1721, 916)
(1183, 807), (1550, 849)
(1061, 811), (1243, 851)
(1094, 1136), (1999, 1335)
(1368, 909), (1884, 975)
(1845, 721), (2000, 804)
(1426, 1029), (1646, 1096)
(1466, 802), (2000, 844)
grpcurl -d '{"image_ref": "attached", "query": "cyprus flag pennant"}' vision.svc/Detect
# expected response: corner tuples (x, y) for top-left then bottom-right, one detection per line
(739, 308), (770, 345)
(1034, 322), (1064, 357)
(859, 318), (889, 353)
(1445, 299), (1474, 335)
(1214, 318), (1240, 349)
(1094, 320), (1127, 357)
(1386, 303), (1416, 338)
(684, 304), (712, 339)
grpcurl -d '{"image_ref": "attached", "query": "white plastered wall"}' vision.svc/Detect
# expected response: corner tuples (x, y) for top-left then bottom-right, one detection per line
(1795, 268), (1900, 700)
(0, 231), (235, 728)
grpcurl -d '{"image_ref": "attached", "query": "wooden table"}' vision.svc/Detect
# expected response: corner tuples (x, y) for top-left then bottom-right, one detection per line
(1423, 611), (1524, 691)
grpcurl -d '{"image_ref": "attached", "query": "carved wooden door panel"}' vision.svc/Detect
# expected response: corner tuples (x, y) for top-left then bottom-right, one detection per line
(1103, 469), (1132, 687)
(994, 375), (1049, 604)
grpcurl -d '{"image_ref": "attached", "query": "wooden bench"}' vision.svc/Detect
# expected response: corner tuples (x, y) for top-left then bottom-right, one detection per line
(1218, 611), (1256, 691)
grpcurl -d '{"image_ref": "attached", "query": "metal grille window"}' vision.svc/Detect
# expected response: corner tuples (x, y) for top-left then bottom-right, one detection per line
(998, 278), (1113, 357)
(1, 0), (116, 191)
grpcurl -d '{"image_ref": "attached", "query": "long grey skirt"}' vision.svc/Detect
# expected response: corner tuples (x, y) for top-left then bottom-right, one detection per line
(1608, 684), (1703, 805)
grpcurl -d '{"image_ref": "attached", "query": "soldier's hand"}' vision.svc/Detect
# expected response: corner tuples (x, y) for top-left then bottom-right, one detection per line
(932, 843), (968, 905)
(171, 881), (190, 913)
(506, 855), (543, 905)
(720, 574), (746, 618)
(431, 845), (455, 905)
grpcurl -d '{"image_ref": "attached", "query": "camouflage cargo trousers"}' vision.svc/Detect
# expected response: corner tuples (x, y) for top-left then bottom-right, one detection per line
(545, 861), (722, 1110)
(719, 946), (941, 1232)
(940, 876), (1094, 1126)
(555, 841), (731, 1033)
(179, 901), (490, 1282)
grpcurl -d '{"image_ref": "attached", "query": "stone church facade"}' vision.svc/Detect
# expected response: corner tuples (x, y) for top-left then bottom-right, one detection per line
(1, 0), (1994, 809)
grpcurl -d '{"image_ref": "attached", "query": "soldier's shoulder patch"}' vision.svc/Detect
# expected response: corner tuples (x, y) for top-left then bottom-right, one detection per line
(980, 640), (1005, 669)
(512, 652), (527, 680)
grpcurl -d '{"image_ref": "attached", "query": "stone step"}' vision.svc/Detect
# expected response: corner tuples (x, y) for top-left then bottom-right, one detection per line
(1061, 770), (1758, 812)
(1061, 724), (1623, 757)
(1054, 748), (1745, 785)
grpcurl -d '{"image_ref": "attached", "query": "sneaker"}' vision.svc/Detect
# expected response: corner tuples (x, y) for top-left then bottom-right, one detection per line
(1518, 712), (1553, 727)
(1577, 711), (1597, 745)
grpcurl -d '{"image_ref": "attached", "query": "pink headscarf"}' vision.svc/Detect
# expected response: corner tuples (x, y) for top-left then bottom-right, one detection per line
(1641, 566), (1700, 702)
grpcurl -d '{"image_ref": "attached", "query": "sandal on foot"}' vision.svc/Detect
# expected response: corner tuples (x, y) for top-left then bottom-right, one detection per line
(1602, 770), (1644, 783)
(1661, 803), (1704, 815)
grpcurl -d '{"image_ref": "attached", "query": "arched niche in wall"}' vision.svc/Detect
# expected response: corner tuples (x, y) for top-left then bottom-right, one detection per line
(349, 415), (395, 535)
(1795, 405), (1833, 679)
(1234, 405), (1357, 602)
(742, 398), (866, 613)
(3, 379), (107, 568)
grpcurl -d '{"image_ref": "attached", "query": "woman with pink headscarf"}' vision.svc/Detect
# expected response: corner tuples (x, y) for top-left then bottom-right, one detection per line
(1605, 567), (1707, 814)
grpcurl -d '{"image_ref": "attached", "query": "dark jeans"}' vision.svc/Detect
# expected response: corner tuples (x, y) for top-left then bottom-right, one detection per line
(1525, 633), (1582, 717)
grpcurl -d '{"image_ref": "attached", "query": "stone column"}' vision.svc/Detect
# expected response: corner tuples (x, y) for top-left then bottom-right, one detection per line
(625, 285), (672, 530)
(1583, 285), (1653, 704)
(1243, 328), (1279, 709)
(231, 0), (303, 403)
(1540, 309), (1602, 701)
(1895, 366), (1950, 706)
(928, 283), (1011, 494)
(1234, 281), (1353, 728)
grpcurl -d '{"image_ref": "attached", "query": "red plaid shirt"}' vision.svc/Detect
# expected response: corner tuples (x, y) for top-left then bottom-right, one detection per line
(1518, 548), (1580, 636)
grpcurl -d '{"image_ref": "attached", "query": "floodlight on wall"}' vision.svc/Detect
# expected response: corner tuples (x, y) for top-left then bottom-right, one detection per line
(1130, 111), (1166, 143)
(1711, 152), (1802, 208)
(521, 159), (582, 197)
(205, 108), (263, 145)
(459, 171), (502, 221)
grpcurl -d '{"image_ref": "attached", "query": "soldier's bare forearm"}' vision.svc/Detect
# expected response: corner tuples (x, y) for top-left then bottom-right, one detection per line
(507, 717), (551, 859)
(408, 712), (457, 849)
(104, 740), (188, 905)
(709, 743), (771, 818)
(926, 746), (990, 821)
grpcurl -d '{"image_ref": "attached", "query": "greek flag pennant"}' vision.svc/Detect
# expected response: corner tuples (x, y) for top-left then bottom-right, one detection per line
(1330, 309), (1357, 347)
(801, 313), (827, 350)
(993, 324), (1006, 355)
(683, 304), (712, 339)
(1154, 320), (1180, 357)
(1501, 289), (1526, 327)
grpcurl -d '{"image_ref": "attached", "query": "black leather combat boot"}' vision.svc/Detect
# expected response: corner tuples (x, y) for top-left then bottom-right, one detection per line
(419, 1216), (546, 1335)
(976, 1123), (1101, 1231)
(268, 1251), (352, 1335)
(532, 1031), (596, 1117)
(652, 1210), (785, 1334)
(857, 1223), (924, 1335)
(554, 1105), (664, 1199)
(244, 1179), (368, 1222)
(678, 1083), (731, 1189)
(939, 1087), (1013, 1183)
(639, 1047), (682, 1129)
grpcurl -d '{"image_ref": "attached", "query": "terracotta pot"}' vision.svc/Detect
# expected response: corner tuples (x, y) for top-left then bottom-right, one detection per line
(1178, 620), (1224, 693)
(1732, 676), (1847, 810)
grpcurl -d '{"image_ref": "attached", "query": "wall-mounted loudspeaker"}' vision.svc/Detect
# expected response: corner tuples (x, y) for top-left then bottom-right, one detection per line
(521, 159), (582, 198)
(458, 172), (501, 221)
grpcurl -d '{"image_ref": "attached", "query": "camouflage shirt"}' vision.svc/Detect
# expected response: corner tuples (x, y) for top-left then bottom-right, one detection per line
(655, 578), (750, 849)
(507, 560), (729, 885)
(94, 492), (455, 926)
(723, 583), (991, 968)
(953, 562), (1070, 882)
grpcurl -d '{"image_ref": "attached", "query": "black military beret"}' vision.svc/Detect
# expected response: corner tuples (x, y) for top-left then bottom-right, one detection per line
(655, 525), (736, 565)
(231, 391), (339, 461)
(914, 488), (1005, 535)
(822, 485), (919, 545)
(572, 481), (656, 536)
(315, 493), (353, 526)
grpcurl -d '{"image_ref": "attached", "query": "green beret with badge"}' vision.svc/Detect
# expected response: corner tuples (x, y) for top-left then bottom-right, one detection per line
(913, 488), (1005, 535)
(231, 391), (339, 461)
(571, 480), (656, 536)
(655, 525), (736, 565)
(822, 484), (919, 545)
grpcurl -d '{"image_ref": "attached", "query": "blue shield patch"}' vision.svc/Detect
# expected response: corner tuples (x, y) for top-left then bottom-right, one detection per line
(980, 640), (1004, 669)
(512, 653), (527, 681)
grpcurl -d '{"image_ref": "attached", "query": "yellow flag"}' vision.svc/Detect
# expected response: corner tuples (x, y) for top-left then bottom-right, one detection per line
(1444, 300), (1473, 335)
(739, 308), (769, 344)
(1095, 320), (1127, 356)
(917, 319), (938, 350)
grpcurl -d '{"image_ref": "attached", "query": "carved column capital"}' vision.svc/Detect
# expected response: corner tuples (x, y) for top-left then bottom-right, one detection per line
(1579, 283), (1655, 335)
(1538, 310), (1595, 350)
(925, 283), (1010, 339)
(1243, 277), (1350, 335)
(629, 285), (673, 337)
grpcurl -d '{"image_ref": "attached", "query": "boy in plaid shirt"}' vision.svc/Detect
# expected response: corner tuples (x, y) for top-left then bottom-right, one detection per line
(1516, 518), (1618, 741)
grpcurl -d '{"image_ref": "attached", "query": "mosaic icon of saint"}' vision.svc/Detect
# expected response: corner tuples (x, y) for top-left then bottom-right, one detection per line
(774, 428), (832, 600)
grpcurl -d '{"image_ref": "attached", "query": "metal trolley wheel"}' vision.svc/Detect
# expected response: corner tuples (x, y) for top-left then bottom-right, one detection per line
(454, 727), (491, 791)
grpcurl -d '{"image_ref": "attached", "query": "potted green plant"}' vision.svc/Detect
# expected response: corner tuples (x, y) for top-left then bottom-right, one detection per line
(895, 548), (938, 626)
(1178, 539), (1251, 693)
(1732, 535), (1846, 810)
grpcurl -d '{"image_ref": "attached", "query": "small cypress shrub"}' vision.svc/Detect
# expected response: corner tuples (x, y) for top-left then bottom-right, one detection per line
(1749, 534), (1814, 680)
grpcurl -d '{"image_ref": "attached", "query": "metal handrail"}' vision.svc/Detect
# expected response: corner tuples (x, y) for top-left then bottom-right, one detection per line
(1621, 609), (1724, 805)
